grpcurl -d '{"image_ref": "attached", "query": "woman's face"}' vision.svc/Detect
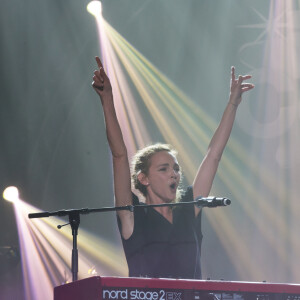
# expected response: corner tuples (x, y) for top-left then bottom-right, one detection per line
(144, 151), (181, 203)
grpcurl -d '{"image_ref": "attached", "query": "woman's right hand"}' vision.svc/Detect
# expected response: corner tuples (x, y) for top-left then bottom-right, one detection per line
(92, 59), (133, 239)
(92, 56), (112, 100)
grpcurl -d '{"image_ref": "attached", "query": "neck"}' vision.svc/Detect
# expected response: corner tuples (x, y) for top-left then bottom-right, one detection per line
(145, 194), (173, 221)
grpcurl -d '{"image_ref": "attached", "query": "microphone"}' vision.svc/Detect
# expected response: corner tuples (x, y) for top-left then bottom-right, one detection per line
(195, 196), (231, 208)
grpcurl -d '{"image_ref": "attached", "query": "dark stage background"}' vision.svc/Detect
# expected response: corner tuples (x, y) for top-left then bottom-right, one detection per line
(1, 1), (300, 299)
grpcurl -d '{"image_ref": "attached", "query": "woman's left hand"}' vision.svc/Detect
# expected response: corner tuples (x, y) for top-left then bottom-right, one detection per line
(229, 66), (254, 107)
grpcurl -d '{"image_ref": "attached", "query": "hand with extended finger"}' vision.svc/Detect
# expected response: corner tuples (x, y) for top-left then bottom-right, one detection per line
(92, 56), (112, 99)
(229, 66), (254, 107)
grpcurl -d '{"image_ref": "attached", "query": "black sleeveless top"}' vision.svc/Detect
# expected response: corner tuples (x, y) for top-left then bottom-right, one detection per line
(118, 186), (202, 279)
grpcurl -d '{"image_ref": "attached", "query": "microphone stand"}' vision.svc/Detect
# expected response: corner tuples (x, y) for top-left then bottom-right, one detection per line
(28, 205), (133, 282)
(28, 197), (230, 282)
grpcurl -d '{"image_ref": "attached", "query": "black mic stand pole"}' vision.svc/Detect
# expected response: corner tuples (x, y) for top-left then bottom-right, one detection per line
(69, 211), (79, 282)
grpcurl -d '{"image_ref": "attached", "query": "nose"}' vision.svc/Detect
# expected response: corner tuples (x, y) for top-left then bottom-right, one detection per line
(171, 169), (178, 179)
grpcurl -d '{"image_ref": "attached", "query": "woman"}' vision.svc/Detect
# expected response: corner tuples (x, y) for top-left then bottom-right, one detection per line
(92, 57), (254, 279)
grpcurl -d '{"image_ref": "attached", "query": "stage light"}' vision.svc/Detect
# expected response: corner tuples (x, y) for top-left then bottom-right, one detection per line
(87, 1), (102, 19)
(3, 186), (19, 203)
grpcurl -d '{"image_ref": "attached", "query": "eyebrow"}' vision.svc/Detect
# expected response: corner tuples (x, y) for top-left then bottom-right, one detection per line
(157, 163), (179, 168)
(157, 163), (169, 167)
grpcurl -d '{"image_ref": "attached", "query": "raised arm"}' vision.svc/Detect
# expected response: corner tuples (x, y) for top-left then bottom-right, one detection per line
(193, 67), (254, 215)
(92, 57), (133, 239)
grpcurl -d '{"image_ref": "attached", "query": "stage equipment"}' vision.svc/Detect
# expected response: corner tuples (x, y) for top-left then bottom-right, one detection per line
(54, 276), (300, 300)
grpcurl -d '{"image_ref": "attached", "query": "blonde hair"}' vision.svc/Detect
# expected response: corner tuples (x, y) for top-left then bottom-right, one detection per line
(131, 143), (182, 200)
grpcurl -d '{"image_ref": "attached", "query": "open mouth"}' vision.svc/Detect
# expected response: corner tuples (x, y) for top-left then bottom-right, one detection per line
(170, 183), (177, 192)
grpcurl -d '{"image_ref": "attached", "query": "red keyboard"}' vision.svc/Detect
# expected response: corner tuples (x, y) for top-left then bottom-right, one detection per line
(54, 276), (300, 300)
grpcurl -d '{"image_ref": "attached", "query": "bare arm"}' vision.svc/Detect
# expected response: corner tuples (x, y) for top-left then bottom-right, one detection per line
(193, 67), (254, 216)
(92, 57), (133, 239)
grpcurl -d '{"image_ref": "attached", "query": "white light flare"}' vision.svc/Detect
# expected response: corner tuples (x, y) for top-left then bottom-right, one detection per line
(87, 1), (102, 20)
(3, 186), (20, 203)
